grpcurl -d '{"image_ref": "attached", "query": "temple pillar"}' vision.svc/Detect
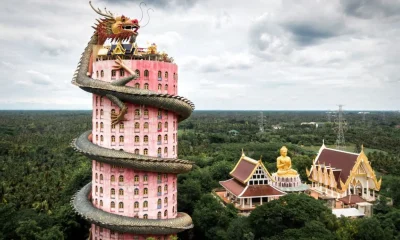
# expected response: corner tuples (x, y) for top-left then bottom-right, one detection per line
(366, 180), (369, 199)
(250, 198), (252, 208)
(260, 197), (263, 205)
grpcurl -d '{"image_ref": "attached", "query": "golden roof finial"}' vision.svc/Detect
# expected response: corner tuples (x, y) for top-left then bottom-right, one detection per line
(361, 144), (364, 153)
(241, 148), (245, 156)
(260, 155), (262, 161)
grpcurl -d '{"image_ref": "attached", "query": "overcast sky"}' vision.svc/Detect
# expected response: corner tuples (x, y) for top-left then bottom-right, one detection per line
(1, 0), (400, 110)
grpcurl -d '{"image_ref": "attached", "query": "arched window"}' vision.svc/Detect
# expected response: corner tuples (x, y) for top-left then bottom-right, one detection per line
(96, 71), (99, 78)
(111, 188), (115, 195)
(111, 109), (116, 115)
(144, 135), (149, 143)
(134, 148), (139, 154)
(144, 109), (149, 117)
(135, 122), (140, 129)
(143, 175), (148, 182)
(96, 109), (98, 116)
(157, 135), (162, 142)
(158, 71), (162, 79)
(100, 187), (103, 194)
(164, 134), (168, 141)
(158, 186), (162, 193)
(100, 109), (104, 116)
(144, 83), (149, 90)
(100, 200), (103, 206)
(157, 211), (161, 219)
(120, 69), (125, 77)
(134, 188), (139, 195)
(96, 122), (98, 129)
(144, 70), (149, 80)
(164, 210), (168, 217)
(165, 84), (168, 90)
(144, 122), (149, 129)
(173, 133), (176, 142)
(119, 122), (124, 129)
(111, 70), (116, 77)
(119, 136), (124, 143)
(135, 109), (140, 116)
(111, 201), (115, 208)
(143, 201), (148, 208)
(158, 84), (162, 90)
(119, 202), (124, 208)
(119, 189), (124, 195)
(164, 122), (168, 129)
(164, 197), (168, 204)
(111, 175), (115, 182)
(111, 135), (115, 142)
(158, 109), (162, 117)
(164, 147), (168, 154)
(95, 185), (98, 192)
(119, 175), (124, 182)
(158, 199), (162, 205)
(158, 122), (162, 130)
(100, 122), (104, 130)
(144, 188), (148, 195)
(100, 135), (104, 141)
(143, 214), (148, 219)
(134, 201), (139, 208)
(101, 70), (104, 77)
(165, 71), (168, 79)
(135, 83), (140, 89)
(135, 135), (139, 143)
(135, 69), (140, 79)
(95, 173), (98, 180)
(100, 96), (104, 105)
(158, 147), (161, 155)
(100, 174), (103, 181)
(111, 124), (115, 129)
(144, 148), (148, 155)
(164, 185), (168, 192)
(134, 175), (139, 183)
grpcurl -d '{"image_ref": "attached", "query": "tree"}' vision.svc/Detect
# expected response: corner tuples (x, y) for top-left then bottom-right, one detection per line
(354, 217), (392, 240)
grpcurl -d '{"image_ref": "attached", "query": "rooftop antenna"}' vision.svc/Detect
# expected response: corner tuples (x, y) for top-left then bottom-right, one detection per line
(334, 105), (347, 150)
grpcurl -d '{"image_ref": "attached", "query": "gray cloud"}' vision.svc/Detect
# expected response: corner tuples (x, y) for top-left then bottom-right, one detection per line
(100, 0), (200, 9)
(341, 0), (400, 19)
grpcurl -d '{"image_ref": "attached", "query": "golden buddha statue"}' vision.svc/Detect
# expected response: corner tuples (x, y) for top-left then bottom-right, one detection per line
(276, 146), (298, 176)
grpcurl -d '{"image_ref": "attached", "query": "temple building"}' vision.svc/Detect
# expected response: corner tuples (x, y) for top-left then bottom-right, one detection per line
(306, 143), (382, 211)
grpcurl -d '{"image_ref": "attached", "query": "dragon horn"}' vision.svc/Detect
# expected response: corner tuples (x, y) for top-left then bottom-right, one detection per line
(89, 1), (114, 19)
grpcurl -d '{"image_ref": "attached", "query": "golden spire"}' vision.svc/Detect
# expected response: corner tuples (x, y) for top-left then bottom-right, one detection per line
(241, 148), (245, 156)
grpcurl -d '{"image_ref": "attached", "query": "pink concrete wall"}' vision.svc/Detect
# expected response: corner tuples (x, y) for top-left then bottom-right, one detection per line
(91, 225), (176, 240)
(89, 59), (182, 239)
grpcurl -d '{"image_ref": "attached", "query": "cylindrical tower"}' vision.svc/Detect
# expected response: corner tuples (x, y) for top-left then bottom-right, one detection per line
(70, 5), (195, 239)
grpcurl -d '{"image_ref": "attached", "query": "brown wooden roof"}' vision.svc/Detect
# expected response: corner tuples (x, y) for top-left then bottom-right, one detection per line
(315, 148), (358, 184)
(230, 157), (257, 183)
(339, 195), (366, 205)
(241, 185), (286, 197)
(219, 179), (246, 196)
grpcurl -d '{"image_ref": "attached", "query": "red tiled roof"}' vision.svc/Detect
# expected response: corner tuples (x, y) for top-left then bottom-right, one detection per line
(315, 148), (358, 185)
(219, 179), (246, 196)
(230, 158), (257, 183)
(241, 185), (286, 197)
(339, 195), (366, 205)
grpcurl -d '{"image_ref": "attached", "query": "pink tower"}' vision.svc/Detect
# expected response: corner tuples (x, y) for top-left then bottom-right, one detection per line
(71, 4), (194, 239)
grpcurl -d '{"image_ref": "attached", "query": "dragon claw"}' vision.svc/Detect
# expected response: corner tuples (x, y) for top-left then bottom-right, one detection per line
(111, 106), (128, 125)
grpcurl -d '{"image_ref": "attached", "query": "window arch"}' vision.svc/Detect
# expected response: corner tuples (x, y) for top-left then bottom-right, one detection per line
(164, 197), (168, 204)
(119, 175), (124, 182)
(135, 135), (139, 143)
(144, 70), (149, 79)
(135, 69), (140, 79)
(144, 122), (149, 129)
(134, 175), (139, 182)
(95, 173), (98, 180)
(135, 109), (140, 116)
(164, 210), (168, 217)
(144, 214), (148, 219)
(119, 136), (124, 143)
(96, 109), (98, 116)
(134, 201), (139, 208)
(157, 135), (162, 142)
(100, 187), (103, 194)
(95, 185), (98, 193)
(111, 201), (115, 208)
(158, 186), (162, 193)
(119, 189), (124, 195)
(135, 83), (140, 89)
(134, 148), (139, 154)
(165, 71), (168, 78)
(134, 188), (139, 195)
(101, 70), (104, 77)
(158, 122), (162, 130)
(157, 199), (162, 205)
(111, 188), (115, 195)
(157, 211), (161, 219)
(100, 135), (104, 141)
(100, 122), (104, 129)
(164, 184), (168, 192)
(144, 188), (148, 195)
(96, 71), (99, 78)
(164, 147), (168, 154)
(100, 97), (104, 105)
(96, 122), (98, 129)
(144, 148), (148, 155)
(143, 201), (148, 208)
(173, 133), (176, 142)
(144, 109), (149, 117)
(165, 84), (168, 90)
(111, 109), (116, 115)
(158, 84), (162, 90)
(135, 122), (140, 129)
(164, 134), (168, 141)
(158, 147), (162, 155)
(111, 175), (115, 182)
(158, 70), (162, 79)
(144, 135), (149, 143)
(164, 122), (168, 129)
(111, 70), (116, 77)
(100, 200), (103, 206)
(144, 83), (149, 90)
(119, 122), (124, 129)
(100, 109), (104, 116)
(143, 175), (148, 182)
(119, 202), (124, 208)
(173, 206), (175, 213)
(100, 174), (103, 181)
(111, 135), (116, 142)
(111, 124), (115, 129)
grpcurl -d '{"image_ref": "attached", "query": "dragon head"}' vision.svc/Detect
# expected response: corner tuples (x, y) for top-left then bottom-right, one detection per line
(90, 1), (140, 44)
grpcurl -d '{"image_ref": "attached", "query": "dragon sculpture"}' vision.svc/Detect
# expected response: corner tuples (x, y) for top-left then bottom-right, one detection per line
(71, 1), (195, 235)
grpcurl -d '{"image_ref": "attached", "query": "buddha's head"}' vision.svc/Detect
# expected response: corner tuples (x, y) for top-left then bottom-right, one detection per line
(280, 146), (288, 157)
